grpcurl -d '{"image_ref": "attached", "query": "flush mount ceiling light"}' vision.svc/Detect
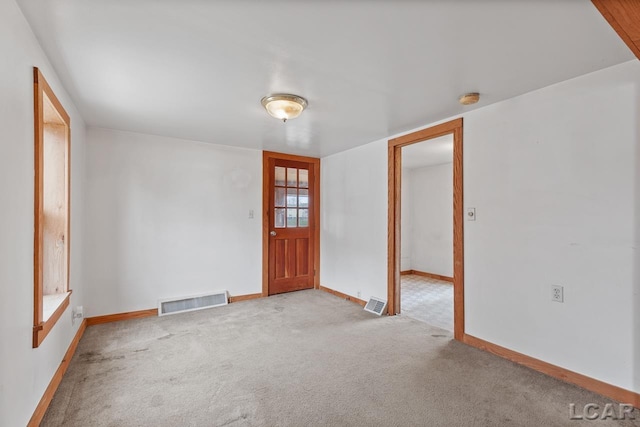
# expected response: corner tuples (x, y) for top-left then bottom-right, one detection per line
(261, 94), (308, 122)
(459, 92), (480, 105)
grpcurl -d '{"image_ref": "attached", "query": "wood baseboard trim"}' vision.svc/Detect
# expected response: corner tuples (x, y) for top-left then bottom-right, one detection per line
(28, 319), (87, 427)
(462, 334), (640, 408)
(400, 270), (413, 276)
(319, 285), (367, 307)
(86, 308), (158, 326)
(228, 293), (263, 303)
(404, 269), (454, 283)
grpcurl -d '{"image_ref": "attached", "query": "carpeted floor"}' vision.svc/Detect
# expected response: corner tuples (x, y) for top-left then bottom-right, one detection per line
(42, 290), (635, 426)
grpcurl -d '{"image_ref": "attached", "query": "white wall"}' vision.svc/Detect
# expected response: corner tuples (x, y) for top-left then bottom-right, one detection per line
(0, 1), (87, 425)
(400, 168), (412, 271)
(84, 128), (262, 316)
(321, 60), (640, 393)
(321, 139), (388, 301)
(406, 162), (453, 277)
(463, 60), (639, 393)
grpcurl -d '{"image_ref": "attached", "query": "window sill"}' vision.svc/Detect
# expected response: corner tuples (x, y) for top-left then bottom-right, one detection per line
(33, 290), (72, 348)
(43, 292), (70, 321)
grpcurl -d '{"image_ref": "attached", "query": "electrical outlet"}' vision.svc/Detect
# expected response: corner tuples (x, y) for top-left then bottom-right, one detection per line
(357, 291), (361, 298)
(551, 285), (564, 303)
(72, 306), (84, 325)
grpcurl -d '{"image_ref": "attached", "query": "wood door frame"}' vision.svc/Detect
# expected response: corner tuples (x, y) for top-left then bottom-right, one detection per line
(262, 151), (321, 297)
(387, 118), (464, 340)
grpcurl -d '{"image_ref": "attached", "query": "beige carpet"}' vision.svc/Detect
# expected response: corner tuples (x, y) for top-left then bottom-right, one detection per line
(42, 290), (635, 426)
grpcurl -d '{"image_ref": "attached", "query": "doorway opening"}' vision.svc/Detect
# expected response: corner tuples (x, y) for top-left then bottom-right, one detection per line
(262, 151), (320, 296)
(387, 118), (464, 340)
(400, 134), (454, 331)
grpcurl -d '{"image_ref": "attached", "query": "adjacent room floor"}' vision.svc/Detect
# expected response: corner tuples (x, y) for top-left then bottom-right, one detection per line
(401, 274), (453, 331)
(42, 290), (633, 427)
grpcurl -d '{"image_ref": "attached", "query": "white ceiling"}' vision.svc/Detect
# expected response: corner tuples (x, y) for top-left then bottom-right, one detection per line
(402, 134), (453, 169)
(17, 0), (632, 158)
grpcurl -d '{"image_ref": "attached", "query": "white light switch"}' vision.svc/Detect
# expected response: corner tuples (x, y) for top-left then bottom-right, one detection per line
(248, 209), (254, 219)
(467, 207), (476, 221)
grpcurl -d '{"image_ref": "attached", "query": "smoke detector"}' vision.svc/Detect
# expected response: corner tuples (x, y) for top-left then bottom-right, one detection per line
(459, 92), (480, 105)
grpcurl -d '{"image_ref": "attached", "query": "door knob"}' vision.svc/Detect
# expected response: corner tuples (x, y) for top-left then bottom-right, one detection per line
(270, 231), (277, 236)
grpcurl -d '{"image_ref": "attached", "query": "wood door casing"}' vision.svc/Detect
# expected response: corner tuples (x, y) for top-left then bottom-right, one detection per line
(388, 118), (464, 340)
(263, 152), (320, 296)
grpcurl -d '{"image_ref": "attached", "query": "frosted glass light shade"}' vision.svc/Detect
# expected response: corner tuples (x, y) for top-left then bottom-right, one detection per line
(261, 94), (308, 122)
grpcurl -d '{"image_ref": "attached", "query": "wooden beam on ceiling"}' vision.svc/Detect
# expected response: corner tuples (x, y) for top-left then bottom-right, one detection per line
(592, 0), (640, 60)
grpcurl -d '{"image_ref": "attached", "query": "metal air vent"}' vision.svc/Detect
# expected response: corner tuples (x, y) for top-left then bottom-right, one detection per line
(158, 291), (228, 316)
(364, 296), (387, 316)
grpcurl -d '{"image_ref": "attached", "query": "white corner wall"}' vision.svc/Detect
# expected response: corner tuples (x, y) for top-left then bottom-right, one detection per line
(321, 60), (640, 393)
(0, 1), (87, 425)
(407, 163), (453, 277)
(84, 128), (262, 316)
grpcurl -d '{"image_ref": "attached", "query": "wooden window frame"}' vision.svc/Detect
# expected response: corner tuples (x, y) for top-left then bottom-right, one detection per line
(33, 67), (72, 348)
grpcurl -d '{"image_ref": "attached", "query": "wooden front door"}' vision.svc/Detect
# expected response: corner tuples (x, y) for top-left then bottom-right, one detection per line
(266, 155), (318, 295)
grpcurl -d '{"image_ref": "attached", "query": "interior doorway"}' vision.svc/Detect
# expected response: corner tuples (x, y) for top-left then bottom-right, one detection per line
(262, 151), (321, 296)
(387, 118), (464, 340)
(400, 134), (454, 331)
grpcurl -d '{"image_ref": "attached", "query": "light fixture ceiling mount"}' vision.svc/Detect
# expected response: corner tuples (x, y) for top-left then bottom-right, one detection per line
(459, 92), (480, 105)
(261, 93), (308, 122)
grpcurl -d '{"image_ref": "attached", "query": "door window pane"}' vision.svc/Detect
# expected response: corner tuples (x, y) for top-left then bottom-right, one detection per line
(298, 209), (309, 227)
(275, 188), (285, 207)
(275, 208), (285, 228)
(298, 189), (309, 207)
(275, 166), (286, 187)
(287, 168), (297, 187)
(287, 188), (297, 207)
(287, 208), (297, 228)
(299, 169), (309, 188)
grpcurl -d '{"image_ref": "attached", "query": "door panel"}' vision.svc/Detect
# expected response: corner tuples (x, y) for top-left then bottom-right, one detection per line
(274, 240), (287, 279)
(268, 158), (315, 295)
(295, 238), (309, 276)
